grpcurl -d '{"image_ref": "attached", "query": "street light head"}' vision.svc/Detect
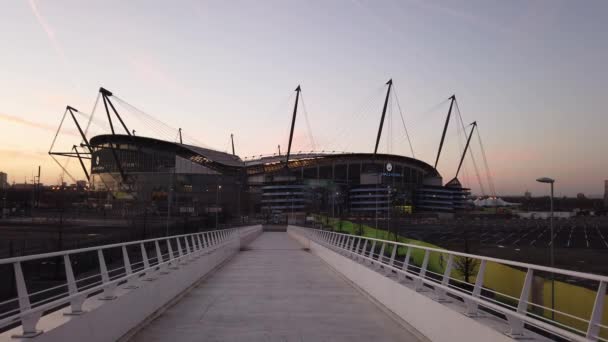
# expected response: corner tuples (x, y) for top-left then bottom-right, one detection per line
(536, 177), (555, 184)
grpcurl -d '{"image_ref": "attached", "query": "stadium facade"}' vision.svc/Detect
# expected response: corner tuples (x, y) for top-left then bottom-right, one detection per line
(51, 85), (473, 221)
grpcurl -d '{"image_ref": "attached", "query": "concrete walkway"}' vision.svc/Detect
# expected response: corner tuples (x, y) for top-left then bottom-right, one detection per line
(131, 232), (421, 342)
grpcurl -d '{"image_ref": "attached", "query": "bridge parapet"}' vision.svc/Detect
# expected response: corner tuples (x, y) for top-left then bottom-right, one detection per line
(289, 226), (607, 342)
(0, 225), (262, 341)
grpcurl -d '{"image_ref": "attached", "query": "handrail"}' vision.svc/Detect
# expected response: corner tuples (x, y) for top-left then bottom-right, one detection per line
(318, 229), (608, 283)
(294, 227), (607, 342)
(0, 227), (251, 338)
(0, 229), (224, 265)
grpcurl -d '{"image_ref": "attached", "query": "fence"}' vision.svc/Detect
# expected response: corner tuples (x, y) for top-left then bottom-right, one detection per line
(296, 227), (608, 342)
(0, 227), (252, 338)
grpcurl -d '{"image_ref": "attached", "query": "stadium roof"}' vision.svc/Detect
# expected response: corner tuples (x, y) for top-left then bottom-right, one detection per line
(244, 152), (439, 176)
(89, 134), (244, 168)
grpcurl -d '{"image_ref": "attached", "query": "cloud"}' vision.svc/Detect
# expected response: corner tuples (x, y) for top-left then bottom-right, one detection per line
(0, 112), (78, 136)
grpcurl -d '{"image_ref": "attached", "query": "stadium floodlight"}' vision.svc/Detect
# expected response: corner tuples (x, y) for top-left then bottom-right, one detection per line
(536, 176), (555, 320)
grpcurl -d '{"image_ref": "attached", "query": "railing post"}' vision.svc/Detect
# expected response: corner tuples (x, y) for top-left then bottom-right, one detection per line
(154, 240), (163, 264)
(63, 254), (87, 314)
(368, 241), (377, 265)
(121, 246), (139, 289)
(176, 238), (184, 257)
(167, 239), (178, 270)
(465, 259), (486, 316)
(140, 243), (151, 269)
(506, 268), (534, 338)
(344, 236), (351, 253)
(415, 250), (430, 291)
(196, 234), (204, 251)
(98, 249), (117, 300)
(435, 254), (454, 302)
(360, 239), (368, 262)
(587, 281), (606, 339)
(385, 243), (397, 276)
(376, 242), (386, 269)
(141, 243), (157, 281)
(202, 233), (208, 249)
(184, 236), (192, 260)
(12, 262), (42, 337)
(191, 235), (199, 255)
(399, 247), (412, 281)
(155, 240), (170, 275)
(176, 238), (187, 264)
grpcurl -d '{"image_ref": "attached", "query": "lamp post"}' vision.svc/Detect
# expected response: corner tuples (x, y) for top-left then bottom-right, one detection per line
(216, 185), (222, 229)
(536, 176), (555, 320)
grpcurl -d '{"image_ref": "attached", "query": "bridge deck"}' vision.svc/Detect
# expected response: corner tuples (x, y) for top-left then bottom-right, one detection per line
(131, 232), (421, 341)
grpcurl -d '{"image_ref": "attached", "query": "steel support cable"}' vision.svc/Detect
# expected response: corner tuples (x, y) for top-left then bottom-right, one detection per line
(129, 109), (176, 141)
(454, 100), (486, 196)
(333, 98), (376, 152)
(455, 118), (471, 188)
(476, 127), (497, 197)
(124, 105), (178, 141)
(392, 85), (415, 158)
(49, 154), (77, 184)
(75, 111), (110, 134)
(328, 97), (375, 152)
(49, 109), (68, 153)
(299, 93), (317, 152)
(321, 84), (385, 152)
(83, 92), (101, 137)
(112, 96), (209, 147)
(333, 86), (387, 152)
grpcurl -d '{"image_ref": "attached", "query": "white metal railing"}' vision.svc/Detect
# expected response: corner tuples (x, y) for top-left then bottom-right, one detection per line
(0, 227), (246, 338)
(295, 227), (608, 342)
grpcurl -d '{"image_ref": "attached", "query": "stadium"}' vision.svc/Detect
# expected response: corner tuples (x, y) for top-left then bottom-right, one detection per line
(50, 85), (473, 223)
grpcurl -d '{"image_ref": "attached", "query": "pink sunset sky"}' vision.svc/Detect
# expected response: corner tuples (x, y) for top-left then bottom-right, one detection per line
(0, 0), (607, 197)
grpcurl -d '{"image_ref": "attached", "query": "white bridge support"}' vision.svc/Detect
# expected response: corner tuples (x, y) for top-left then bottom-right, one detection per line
(1, 225), (262, 342)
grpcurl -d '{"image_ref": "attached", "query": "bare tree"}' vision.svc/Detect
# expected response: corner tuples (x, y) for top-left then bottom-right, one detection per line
(453, 232), (480, 283)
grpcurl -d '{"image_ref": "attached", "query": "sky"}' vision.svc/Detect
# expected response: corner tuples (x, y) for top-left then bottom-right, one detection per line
(0, 0), (607, 196)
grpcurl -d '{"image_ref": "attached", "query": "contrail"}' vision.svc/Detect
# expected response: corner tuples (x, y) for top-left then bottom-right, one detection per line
(27, 0), (78, 88)
(28, 0), (65, 61)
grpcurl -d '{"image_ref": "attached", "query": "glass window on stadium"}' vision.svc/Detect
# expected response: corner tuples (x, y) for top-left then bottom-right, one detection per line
(319, 165), (332, 180)
(403, 167), (412, 184)
(334, 164), (347, 184)
(395, 165), (403, 185)
(362, 163), (377, 173)
(303, 166), (317, 179)
(348, 163), (360, 183)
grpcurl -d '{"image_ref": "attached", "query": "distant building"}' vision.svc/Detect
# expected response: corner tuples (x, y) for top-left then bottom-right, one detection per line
(0, 172), (7, 189)
(524, 190), (531, 199)
(604, 180), (608, 208)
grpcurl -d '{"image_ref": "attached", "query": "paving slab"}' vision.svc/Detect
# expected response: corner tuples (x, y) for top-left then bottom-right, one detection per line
(131, 232), (421, 342)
